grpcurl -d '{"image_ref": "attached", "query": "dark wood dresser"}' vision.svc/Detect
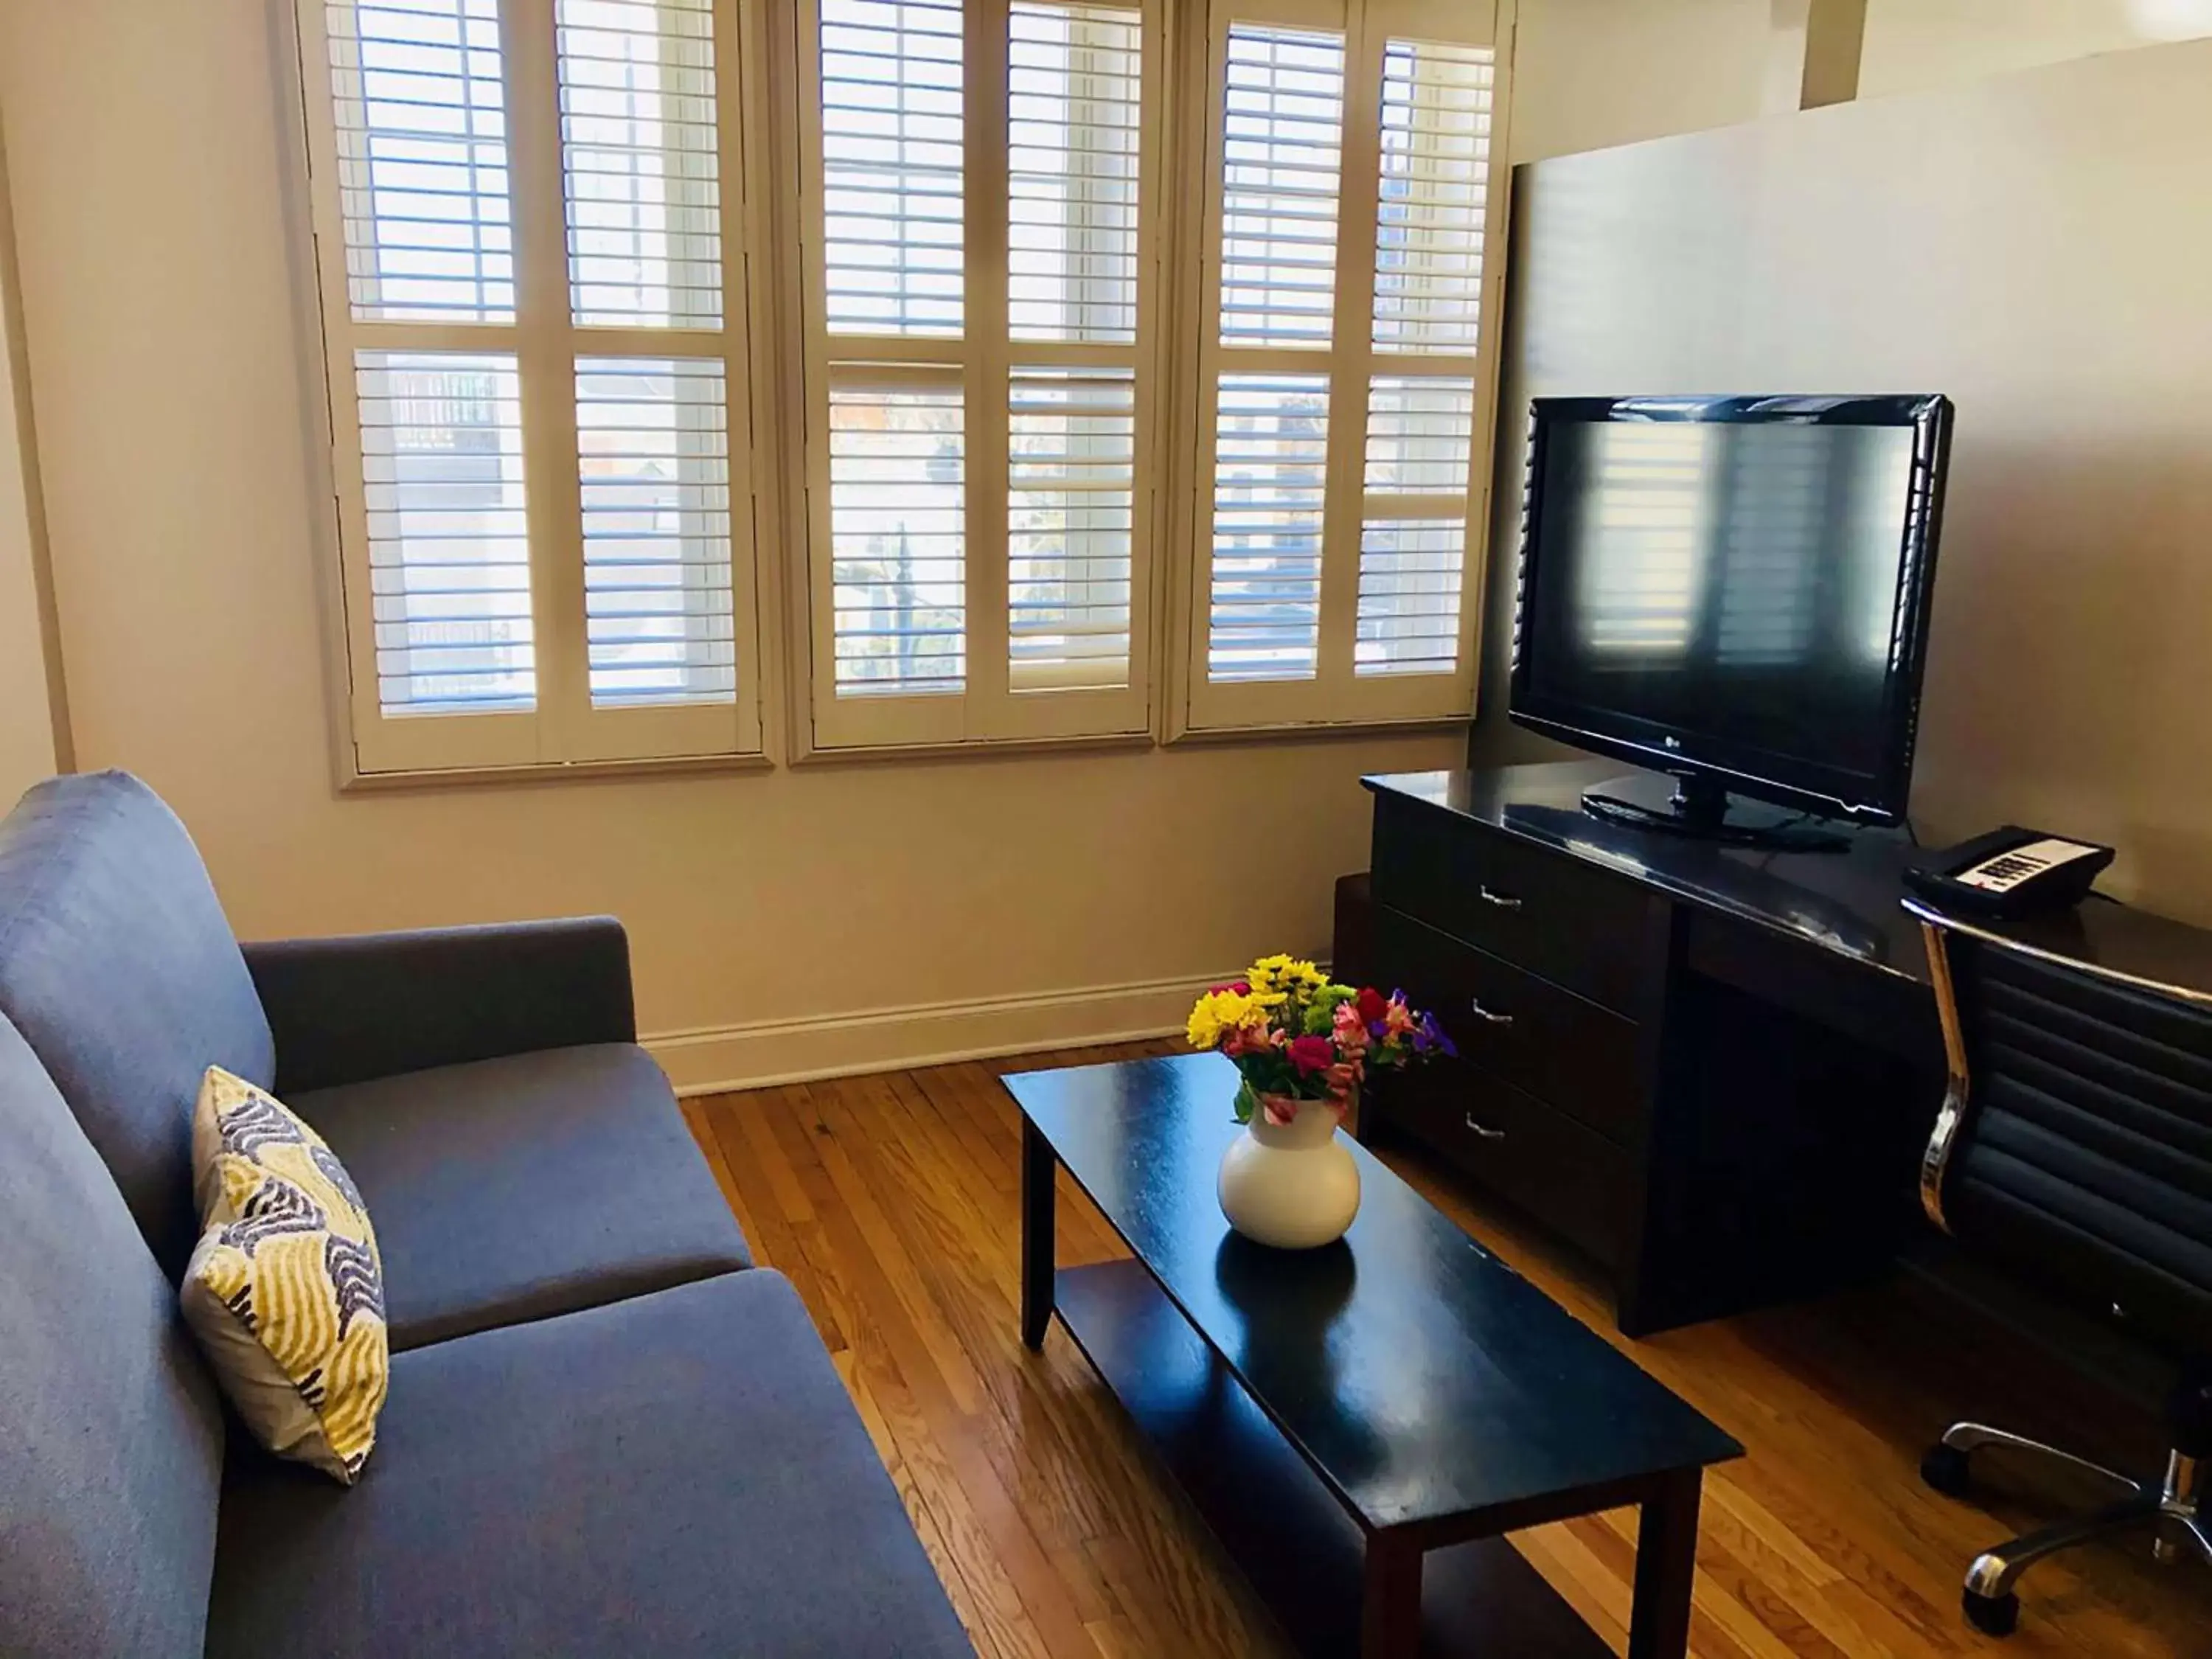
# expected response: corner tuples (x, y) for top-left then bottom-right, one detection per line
(1363, 762), (1947, 1335)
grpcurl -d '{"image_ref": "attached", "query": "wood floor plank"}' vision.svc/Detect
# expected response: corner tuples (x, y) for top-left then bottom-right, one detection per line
(695, 1048), (2212, 1659)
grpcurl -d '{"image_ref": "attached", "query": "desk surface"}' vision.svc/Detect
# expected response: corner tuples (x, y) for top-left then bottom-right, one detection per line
(1366, 761), (1930, 984)
(1366, 762), (2212, 1003)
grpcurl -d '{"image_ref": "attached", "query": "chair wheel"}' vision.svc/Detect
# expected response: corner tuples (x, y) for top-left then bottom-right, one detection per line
(1921, 1444), (1972, 1497)
(1964, 1587), (2019, 1637)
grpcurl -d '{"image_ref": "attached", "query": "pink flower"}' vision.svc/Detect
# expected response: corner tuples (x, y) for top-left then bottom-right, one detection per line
(1332, 1001), (1370, 1054)
(1261, 1094), (1300, 1126)
(1287, 1034), (1337, 1076)
(1323, 1060), (1360, 1099)
(1382, 998), (1417, 1038)
(1222, 1025), (1277, 1059)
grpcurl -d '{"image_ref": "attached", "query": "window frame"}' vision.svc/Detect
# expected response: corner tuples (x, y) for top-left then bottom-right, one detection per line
(293, 0), (775, 781)
(783, 0), (1171, 757)
(286, 0), (1515, 782)
(1161, 0), (1514, 741)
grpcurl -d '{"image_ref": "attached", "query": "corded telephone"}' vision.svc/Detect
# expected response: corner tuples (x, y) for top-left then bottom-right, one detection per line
(1903, 827), (2116, 919)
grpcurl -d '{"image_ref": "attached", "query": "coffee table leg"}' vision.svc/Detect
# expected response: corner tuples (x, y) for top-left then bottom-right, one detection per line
(1021, 1116), (1055, 1351)
(1358, 1531), (1422, 1658)
(1628, 1467), (1702, 1659)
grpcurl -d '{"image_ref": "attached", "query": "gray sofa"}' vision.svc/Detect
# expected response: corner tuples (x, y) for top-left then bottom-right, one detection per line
(0, 771), (973, 1658)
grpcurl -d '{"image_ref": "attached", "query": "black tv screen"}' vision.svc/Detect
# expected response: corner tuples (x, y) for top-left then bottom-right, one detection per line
(1509, 394), (1952, 825)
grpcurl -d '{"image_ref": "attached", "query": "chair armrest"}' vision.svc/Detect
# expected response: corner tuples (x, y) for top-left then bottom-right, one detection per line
(243, 917), (636, 1095)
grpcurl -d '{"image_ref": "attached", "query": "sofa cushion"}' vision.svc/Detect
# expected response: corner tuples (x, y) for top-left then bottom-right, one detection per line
(0, 771), (274, 1278)
(0, 1009), (227, 1659)
(181, 1068), (390, 1484)
(292, 1043), (750, 1352)
(206, 1270), (974, 1659)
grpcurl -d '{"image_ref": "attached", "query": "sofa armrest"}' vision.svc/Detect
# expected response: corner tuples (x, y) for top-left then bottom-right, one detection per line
(243, 917), (637, 1094)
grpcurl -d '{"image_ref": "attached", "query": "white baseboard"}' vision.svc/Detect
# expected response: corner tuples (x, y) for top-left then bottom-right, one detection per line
(644, 968), (1232, 1096)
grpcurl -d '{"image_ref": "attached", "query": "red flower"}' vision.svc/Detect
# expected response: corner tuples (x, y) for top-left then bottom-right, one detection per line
(1354, 987), (1388, 1026)
(1210, 979), (1251, 997)
(1287, 1034), (1336, 1075)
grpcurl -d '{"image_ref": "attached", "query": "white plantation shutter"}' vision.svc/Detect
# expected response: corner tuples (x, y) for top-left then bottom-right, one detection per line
(1198, 23), (1343, 689)
(357, 351), (535, 713)
(1356, 372), (1472, 674)
(1183, 0), (1509, 732)
(1218, 26), (1345, 351)
(819, 0), (965, 336)
(1208, 372), (1329, 681)
(801, 0), (1159, 748)
(298, 0), (763, 774)
(828, 376), (967, 695)
(574, 356), (737, 704)
(1371, 38), (1491, 354)
(325, 0), (515, 323)
(297, 0), (1511, 772)
(558, 0), (724, 329)
(1008, 366), (1135, 689)
(1007, 2), (1141, 344)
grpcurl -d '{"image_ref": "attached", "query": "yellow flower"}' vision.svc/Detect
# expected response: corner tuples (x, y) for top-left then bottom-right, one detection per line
(1186, 996), (1225, 1049)
(1249, 954), (1327, 997)
(1187, 986), (1284, 1048)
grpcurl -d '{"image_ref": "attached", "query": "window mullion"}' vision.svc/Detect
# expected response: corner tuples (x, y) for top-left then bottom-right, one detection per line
(501, 0), (590, 758)
(1314, 0), (1382, 693)
(967, 0), (1014, 728)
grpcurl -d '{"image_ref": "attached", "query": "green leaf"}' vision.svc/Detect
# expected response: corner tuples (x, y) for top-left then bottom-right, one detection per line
(1232, 1077), (1258, 1124)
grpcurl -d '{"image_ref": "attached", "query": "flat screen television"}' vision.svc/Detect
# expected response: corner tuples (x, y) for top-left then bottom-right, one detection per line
(1509, 394), (1952, 848)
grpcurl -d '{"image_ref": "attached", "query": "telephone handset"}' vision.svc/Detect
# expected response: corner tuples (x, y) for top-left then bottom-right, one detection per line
(1903, 827), (2115, 919)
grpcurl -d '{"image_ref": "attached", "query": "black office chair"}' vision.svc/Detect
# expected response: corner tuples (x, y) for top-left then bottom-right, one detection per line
(1907, 897), (2212, 1635)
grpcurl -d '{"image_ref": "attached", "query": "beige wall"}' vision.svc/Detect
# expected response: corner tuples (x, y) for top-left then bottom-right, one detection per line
(1859, 0), (2212, 97)
(1478, 40), (2212, 921)
(0, 2), (1460, 1087)
(0, 124), (57, 804)
(1508, 0), (1775, 163)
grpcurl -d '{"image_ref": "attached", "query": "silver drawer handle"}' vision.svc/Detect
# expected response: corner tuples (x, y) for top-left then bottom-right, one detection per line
(1469, 998), (1515, 1026)
(1464, 1114), (1508, 1141)
(1478, 885), (1523, 911)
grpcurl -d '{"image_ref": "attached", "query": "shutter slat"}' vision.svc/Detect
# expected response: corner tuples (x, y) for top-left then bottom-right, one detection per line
(356, 349), (537, 713)
(820, 0), (966, 338)
(1207, 372), (1328, 683)
(1363, 375), (1475, 494)
(1354, 517), (1464, 677)
(830, 383), (967, 696)
(575, 356), (739, 707)
(1372, 39), (1495, 355)
(1216, 24), (1344, 352)
(327, 0), (515, 323)
(1009, 366), (1134, 689)
(557, 0), (723, 330)
(1006, 1), (1143, 345)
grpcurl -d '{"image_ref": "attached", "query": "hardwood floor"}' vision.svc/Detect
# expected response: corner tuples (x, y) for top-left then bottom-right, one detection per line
(684, 1043), (2212, 1658)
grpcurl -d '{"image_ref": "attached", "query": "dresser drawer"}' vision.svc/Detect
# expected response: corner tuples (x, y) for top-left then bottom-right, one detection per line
(1369, 795), (1657, 1015)
(1382, 1066), (1633, 1270)
(1377, 905), (1644, 1147)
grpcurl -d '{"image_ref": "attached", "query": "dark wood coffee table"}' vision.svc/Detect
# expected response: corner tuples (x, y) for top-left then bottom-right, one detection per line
(1006, 1052), (1742, 1658)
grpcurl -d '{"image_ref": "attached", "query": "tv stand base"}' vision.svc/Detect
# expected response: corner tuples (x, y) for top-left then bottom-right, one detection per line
(1581, 773), (1855, 852)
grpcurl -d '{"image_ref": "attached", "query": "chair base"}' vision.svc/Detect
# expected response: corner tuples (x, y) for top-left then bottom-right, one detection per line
(1921, 1421), (2211, 1636)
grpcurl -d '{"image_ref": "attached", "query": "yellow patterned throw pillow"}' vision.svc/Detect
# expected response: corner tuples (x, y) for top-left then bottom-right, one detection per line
(179, 1067), (388, 1484)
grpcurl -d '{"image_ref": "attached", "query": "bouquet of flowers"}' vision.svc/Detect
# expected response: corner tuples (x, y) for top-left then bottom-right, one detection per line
(1186, 954), (1453, 1125)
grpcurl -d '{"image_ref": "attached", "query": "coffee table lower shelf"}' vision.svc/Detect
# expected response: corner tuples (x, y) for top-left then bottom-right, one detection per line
(1053, 1260), (1614, 1659)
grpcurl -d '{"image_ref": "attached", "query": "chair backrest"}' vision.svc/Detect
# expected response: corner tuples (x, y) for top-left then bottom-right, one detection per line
(0, 772), (274, 1277)
(1918, 903), (2212, 1357)
(0, 1005), (226, 1658)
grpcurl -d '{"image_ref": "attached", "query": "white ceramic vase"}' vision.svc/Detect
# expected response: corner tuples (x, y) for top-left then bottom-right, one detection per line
(1217, 1094), (1361, 1249)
